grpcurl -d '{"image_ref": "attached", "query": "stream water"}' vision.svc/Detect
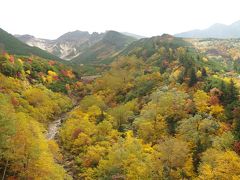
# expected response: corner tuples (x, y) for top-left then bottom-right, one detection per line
(46, 76), (98, 140)
(46, 118), (63, 140)
(46, 105), (76, 140)
(45, 101), (80, 178)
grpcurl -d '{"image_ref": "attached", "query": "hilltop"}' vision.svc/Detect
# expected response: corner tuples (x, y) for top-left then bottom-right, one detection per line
(71, 30), (136, 64)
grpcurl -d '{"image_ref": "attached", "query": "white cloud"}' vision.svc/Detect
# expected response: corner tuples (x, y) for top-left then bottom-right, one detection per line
(1, 0), (240, 39)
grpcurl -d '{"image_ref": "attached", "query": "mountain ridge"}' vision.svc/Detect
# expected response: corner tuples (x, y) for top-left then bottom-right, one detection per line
(16, 30), (138, 61)
(175, 20), (240, 38)
(0, 28), (62, 61)
(71, 30), (136, 64)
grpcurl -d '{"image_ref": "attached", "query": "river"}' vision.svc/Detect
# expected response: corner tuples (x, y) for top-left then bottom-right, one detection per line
(46, 103), (78, 140)
(46, 117), (63, 140)
(45, 105), (79, 178)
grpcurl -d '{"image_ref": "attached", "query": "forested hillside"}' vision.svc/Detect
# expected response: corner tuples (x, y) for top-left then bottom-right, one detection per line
(0, 28), (62, 61)
(59, 36), (240, 179)
(1, 34), (240, 179)
(0, 54), (73, 179)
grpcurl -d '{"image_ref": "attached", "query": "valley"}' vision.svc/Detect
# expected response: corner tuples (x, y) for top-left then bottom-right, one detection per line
(2, 0), (240, 179)
(1, 27), (240, 179)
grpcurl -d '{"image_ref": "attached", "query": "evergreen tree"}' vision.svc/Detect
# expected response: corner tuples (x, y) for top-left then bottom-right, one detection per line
(201, 68), (207, 77)
(223, 80), (239, 120)
(192, 140), (204, 173)
(226, 79), (239, 104)
(233, 107), (240, 140)
(219, 80), (227, 103)
(235, 121), (240, 139)
(197, 55), (201, 62)
(189, 68), (197, 87)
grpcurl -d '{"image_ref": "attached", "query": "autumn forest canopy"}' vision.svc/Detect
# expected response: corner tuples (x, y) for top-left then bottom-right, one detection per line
(1, 27), (240, 180)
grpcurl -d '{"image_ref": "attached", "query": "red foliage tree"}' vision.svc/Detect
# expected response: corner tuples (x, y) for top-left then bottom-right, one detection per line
(234, 141), (240, 155)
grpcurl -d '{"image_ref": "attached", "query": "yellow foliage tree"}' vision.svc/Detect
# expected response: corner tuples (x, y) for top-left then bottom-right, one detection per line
(198, 149), (240, 179)
(193, 90), (210, 113)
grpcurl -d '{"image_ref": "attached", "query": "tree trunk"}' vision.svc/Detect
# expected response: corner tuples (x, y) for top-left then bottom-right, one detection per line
(2, 159), (8, 180)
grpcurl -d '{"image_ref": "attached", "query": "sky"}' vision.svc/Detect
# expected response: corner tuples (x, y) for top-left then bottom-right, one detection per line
(1, 0), (240, 39)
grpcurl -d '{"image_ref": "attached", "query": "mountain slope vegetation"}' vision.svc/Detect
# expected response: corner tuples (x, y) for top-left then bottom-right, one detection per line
(71, 31), (136, 64)
(120, 34), (193, 60)
(0, 53), (75, 179)
(0, 28), (62, 61)
(59, 36), (240, 179)
(1, 32), (240, 179)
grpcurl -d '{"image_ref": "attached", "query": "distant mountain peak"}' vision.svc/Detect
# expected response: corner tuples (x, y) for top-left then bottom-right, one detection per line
(104, 30), (121, 36)
(161, 33), (174, 38)
(16, 30), (136, 62)
(175, 20), (240, 39)
(101, 31), (136, 44)
(15, 34), (35, 38)
(71, 30), (136, 64)
(103, 30), (129, 39)
(15, 34), (35, 41)
(57, 30), (90, 41)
